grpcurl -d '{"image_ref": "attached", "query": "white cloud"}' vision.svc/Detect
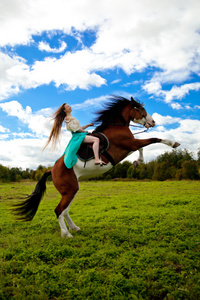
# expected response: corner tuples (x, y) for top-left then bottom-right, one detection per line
(0, 100), (52, 136)
(185, 105), (192, 110)
(0, 0), (105, 47)
(0, 138), (59, 169)
(31, 49), (108, 90)
(0, 50), (110, 99)
(0, 0), (200, 100)
(143, 81), (200, 106)
(38, 41), (67, 53)
(171, 103), (182, 110)
(143, 81), (161, 94)
(72, 95), (107, 110)
(0, 130), (72, 169)
(162, 83), (200, 103)
(111, 79), (121, 85)
(152, 113), (181, 125)
(0, 124), (10, 133)
(0, 52), (30, 100)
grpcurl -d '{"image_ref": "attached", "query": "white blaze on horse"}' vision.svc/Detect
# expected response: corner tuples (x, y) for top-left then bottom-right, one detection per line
(13, 96), (180, 238)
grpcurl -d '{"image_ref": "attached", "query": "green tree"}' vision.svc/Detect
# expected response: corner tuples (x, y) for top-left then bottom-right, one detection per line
(127, 165), (139, 179)
(197, 148), (200, 165)
(152, 161), (168, 181)
(127, 165), (134, 179)
(181, 161), (199, 180)
(9, 168), (22, 182)
(0, 165), (10, 182)
(146, 160), (156, 179)
(35, 169), (44, 181)
(157, 149), (193, 169)
(22, 168), (31, 179)
(138, 164), (148, 179)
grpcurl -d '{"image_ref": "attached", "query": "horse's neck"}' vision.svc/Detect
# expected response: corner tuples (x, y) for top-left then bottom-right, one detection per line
(110, 105), (132, 126)
(99, 104), (134, 164)
(121, 104), (133, 125)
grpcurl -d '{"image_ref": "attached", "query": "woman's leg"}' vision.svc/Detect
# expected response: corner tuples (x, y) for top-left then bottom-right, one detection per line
(83, 135), (106, 164)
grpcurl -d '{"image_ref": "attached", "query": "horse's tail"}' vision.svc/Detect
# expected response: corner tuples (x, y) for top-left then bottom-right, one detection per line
(12, 170), (51, 221)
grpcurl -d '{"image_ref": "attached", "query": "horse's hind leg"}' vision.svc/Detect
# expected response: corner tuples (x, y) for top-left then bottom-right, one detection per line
(63, 201), (80, 232)
(57, 197), (76, 238)
(52, 158), (79, 238)
(55, 184), (79, 238)
(57, 203), (73, 238)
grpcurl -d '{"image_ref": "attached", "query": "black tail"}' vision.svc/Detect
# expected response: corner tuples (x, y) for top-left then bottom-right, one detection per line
(12, 170), (51, 221)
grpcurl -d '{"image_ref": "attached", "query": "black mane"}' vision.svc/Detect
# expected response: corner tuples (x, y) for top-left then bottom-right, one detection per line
(94, 95), (142, 132)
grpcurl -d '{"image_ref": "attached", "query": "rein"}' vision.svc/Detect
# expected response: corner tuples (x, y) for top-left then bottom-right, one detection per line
(109, 122), (149, 135)
(129, 124), (149, 135)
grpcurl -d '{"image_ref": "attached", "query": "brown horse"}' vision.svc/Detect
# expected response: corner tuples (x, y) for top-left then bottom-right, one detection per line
(13, 96), (180, 238)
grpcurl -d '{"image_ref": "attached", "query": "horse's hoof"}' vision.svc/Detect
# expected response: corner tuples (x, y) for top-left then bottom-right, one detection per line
(173, 142), (180, 148)
(74, 227), (81, 232)
(61, 232), (73, 238)
(70, 226), (81, 232)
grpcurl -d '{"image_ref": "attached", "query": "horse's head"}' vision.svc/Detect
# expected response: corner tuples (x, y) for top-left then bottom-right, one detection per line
(130, 97), (155, 128)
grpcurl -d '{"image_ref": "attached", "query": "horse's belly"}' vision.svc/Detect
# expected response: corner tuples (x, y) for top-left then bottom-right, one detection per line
(73, 159), (112, 180)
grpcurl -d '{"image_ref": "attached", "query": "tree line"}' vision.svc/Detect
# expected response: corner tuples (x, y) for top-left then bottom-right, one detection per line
(101, 148), (200, 181)
(0, 149), (199, 183)
(0, 165), (51, 183)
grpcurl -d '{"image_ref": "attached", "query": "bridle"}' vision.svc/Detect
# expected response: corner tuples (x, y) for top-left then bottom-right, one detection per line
(111, 106), (149, 135)
(131, 106), (147, 124)
(129, 106), (149, 134)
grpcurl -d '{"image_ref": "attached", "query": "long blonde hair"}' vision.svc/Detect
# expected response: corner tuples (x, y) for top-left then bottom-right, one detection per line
(43, 103), (66, 151)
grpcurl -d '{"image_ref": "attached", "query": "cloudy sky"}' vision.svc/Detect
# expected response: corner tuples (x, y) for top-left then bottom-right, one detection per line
(0, 0), (200, 170)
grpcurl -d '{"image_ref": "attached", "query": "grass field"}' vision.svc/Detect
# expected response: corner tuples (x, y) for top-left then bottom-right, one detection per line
(0, 180), (200, 300)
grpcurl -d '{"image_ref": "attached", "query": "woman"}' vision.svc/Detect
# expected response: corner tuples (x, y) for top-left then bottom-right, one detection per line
(43, 103), (106, 168)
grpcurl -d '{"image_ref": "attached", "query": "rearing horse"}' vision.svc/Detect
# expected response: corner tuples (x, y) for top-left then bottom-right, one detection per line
(13, 96), (180, 238)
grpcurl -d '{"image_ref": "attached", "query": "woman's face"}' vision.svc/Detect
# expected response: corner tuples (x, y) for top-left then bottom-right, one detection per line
(64, 103), (72, 113)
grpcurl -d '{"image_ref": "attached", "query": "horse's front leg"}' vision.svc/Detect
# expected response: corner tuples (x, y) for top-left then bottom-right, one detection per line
(133, 138), (180, 168)
(130, 137), (180, 168)
(160, 139), (180, 148)
(133, 148), (144, 168)
(133, 137), (180, 150)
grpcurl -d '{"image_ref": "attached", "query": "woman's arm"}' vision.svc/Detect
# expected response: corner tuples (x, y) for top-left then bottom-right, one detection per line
(76, 123), (93, 133)
(81, 123), (94, 130)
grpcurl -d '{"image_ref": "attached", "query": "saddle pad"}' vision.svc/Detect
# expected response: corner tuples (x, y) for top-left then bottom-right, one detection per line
(77, 132), (109, 162)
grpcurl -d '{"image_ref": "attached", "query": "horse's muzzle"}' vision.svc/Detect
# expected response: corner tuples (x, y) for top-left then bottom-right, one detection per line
(145, 119), (155, 128)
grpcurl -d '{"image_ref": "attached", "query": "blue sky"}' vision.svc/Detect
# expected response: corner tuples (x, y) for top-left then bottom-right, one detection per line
(0, 0), (200, 169)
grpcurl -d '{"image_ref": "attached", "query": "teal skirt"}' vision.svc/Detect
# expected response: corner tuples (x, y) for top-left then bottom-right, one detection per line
(63, 131), (88, 169)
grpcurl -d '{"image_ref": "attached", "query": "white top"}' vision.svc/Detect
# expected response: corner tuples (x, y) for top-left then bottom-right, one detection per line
(65, 117), (81, 132)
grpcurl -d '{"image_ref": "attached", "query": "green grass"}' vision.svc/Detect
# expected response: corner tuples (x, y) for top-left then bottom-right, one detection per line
(0, 180), (200, 299)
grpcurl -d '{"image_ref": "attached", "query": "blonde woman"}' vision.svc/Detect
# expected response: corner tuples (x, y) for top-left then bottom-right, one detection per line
(44, 103), (106, 168)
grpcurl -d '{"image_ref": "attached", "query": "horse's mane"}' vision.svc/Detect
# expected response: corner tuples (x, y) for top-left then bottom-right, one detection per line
(94, 95), (142, 132)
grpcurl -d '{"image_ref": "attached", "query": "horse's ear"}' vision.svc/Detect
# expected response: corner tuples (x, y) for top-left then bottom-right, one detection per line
(131, 97), (134, 102)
